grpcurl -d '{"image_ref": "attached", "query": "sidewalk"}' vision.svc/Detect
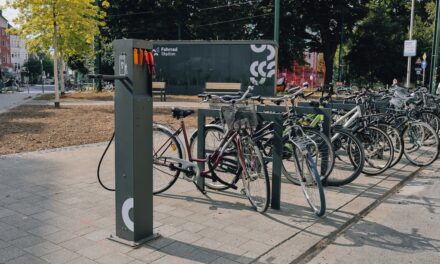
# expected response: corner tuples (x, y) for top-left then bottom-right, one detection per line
(308, 165), (440, 264)
(0, 143), (431, 264)
(0, 93), (34, 113)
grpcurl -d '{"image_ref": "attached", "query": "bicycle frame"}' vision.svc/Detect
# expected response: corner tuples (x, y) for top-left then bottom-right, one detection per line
(153, 120), (243, 178)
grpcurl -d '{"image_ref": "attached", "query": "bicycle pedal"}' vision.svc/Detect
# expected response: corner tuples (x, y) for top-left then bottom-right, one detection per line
(240, 188), (246, 195)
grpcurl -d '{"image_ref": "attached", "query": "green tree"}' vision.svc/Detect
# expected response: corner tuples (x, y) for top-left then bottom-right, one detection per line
(347, 0), (435, 86)
(296, 0), (367, 84)
(24, 54), (54, 83)
(7, 0), (107, 107)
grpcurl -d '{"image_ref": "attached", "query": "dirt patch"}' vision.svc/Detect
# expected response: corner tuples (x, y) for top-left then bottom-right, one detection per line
(0, 105), (199, 155)
(33, 91), (201, 102)
(34, 91), (114, 101)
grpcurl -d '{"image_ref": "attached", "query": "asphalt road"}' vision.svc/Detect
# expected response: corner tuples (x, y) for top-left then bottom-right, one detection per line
(309, 165), (440, 264)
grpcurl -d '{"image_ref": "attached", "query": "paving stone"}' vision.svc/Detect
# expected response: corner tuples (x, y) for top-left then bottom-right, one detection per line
(65, 257), (98, 264)
(0, 246), (26, 263)
(181, 222), (207, 233)
(210, 257), (241, 264)
(44, 230), (78, 244)
(76, 244), (114, 260)
(40, 248), (80, 264)
(24, 241), (62, 257)
(28, 225), (62, 237)
(0, 207), (15, 218)
(238, 240), (272, 255)
(170, 230), (202, 244)
(129, 248), (166, 263)
(31, 211), (60, 221)
(151, 255), (200, 264)
(10, 235), (45, 249)
(83, 230), (110, 241)
(5, 254), (49, 264)
(59, 236), (96, 252)
(95, 252), (135, 264)
(0, 227), (28, 241)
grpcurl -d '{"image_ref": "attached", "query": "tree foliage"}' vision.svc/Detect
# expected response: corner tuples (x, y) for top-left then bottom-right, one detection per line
(7, 0), (107, 59)
(24, 54), (54, 83)
(347, 0), (435, 86)
(7, 0), (108, 104)
(102, 0), (435, 86)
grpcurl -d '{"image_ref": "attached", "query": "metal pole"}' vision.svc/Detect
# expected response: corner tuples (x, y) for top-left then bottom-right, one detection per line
(406, 0), (416, 88)
(274, 0), (280, 43)
(430, 0), (440, 93)
(338, 16), (344, 82)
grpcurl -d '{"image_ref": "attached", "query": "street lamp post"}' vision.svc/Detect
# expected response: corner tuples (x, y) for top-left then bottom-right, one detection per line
(406, 0), (416, 88)
(40, 59), (45, 94)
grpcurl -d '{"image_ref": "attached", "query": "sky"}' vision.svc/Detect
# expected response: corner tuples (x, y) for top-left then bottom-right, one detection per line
(0, 0), (18, 26)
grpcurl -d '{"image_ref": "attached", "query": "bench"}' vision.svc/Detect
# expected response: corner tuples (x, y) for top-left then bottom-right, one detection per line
(204, 82), (241, 95)
(153, 81), (166, 101)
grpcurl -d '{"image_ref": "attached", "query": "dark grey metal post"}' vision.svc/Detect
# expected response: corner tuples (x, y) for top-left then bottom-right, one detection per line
(110, 39), (157, 246)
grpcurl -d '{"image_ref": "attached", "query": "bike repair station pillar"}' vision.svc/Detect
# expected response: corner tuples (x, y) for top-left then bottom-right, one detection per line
(111, 39), (156, 246)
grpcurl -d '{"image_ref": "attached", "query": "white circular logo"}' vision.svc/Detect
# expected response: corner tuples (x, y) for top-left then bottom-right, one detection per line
(250, 45), (276, 85)
(122, 198), (134, 232)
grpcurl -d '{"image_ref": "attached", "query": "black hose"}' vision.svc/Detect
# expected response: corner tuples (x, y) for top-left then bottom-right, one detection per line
(97, 132), (115, 191)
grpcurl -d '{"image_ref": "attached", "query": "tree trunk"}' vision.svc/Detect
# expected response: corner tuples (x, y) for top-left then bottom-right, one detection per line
(52, 5), (60, 108)
(53, 54), (60, 108)
(60, 58), (65, 94)
(323, 50), (336, 85)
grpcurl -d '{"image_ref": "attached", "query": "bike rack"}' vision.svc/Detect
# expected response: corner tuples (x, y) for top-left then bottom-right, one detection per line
(258, 105), (332, 137)
(196, 109), (284, 210)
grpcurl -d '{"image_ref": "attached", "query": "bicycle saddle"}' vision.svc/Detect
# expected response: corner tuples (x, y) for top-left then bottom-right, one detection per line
(405, 97), (423, 106)
(309, 101), (320, 107)
(171, 107), (195, 120)
(271, 98), (285, 105)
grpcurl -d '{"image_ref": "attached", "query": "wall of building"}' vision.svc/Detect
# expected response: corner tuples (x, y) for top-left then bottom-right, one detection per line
(0, 15), (11, 69)
(10, 35), (27, 76)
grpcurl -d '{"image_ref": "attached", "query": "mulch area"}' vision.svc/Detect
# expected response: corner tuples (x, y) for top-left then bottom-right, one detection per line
(0, 104), (198, 155)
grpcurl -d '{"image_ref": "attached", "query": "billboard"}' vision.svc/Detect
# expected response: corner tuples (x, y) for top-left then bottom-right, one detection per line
(152, 40), (278, 96)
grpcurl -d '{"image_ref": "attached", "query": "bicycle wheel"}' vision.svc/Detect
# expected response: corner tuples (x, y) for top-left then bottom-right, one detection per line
(240, 136), (270, 213)
(354, 126), (394, 175)
(403, 121), (440, 167)
(152, 124), (183, 194)
(418, 111), (440, 135)
(377, 123), (404, 168)
(284, 127), (335, 185)
(189, 125), (240, 190)
(291, 143), (326, 216)
(327, 127), (365, 186)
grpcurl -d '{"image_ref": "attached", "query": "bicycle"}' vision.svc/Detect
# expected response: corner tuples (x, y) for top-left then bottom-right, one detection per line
(192, 87), (327, 216)
(153, 87), (271, 212)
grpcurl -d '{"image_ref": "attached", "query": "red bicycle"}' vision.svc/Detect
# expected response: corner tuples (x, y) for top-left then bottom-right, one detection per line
(152, 87), (270, 212)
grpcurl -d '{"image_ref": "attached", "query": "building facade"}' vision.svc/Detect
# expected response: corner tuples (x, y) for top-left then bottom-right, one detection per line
(0, 13), (11, 70)
(10, 34), (28, 76)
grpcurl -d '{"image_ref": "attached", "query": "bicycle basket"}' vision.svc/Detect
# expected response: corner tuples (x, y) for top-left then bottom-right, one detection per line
(219, 105), (258, 131)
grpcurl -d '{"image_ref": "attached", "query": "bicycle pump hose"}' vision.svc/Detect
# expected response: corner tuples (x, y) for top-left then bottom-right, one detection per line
(97, 132), (116, 191)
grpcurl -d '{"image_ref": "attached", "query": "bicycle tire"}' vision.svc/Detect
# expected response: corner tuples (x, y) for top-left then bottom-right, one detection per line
(402, 121), (440, 167)
(292, 144), (326, 216)
(377, 123), (404, 168)
(240, 136), (270, 213)
(284, 127), (335, 185)
(189, 125), (241, 191)
(354, 126), (394, 175)
(327, 127), (365, 186)
(152, 124), (182, 194)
